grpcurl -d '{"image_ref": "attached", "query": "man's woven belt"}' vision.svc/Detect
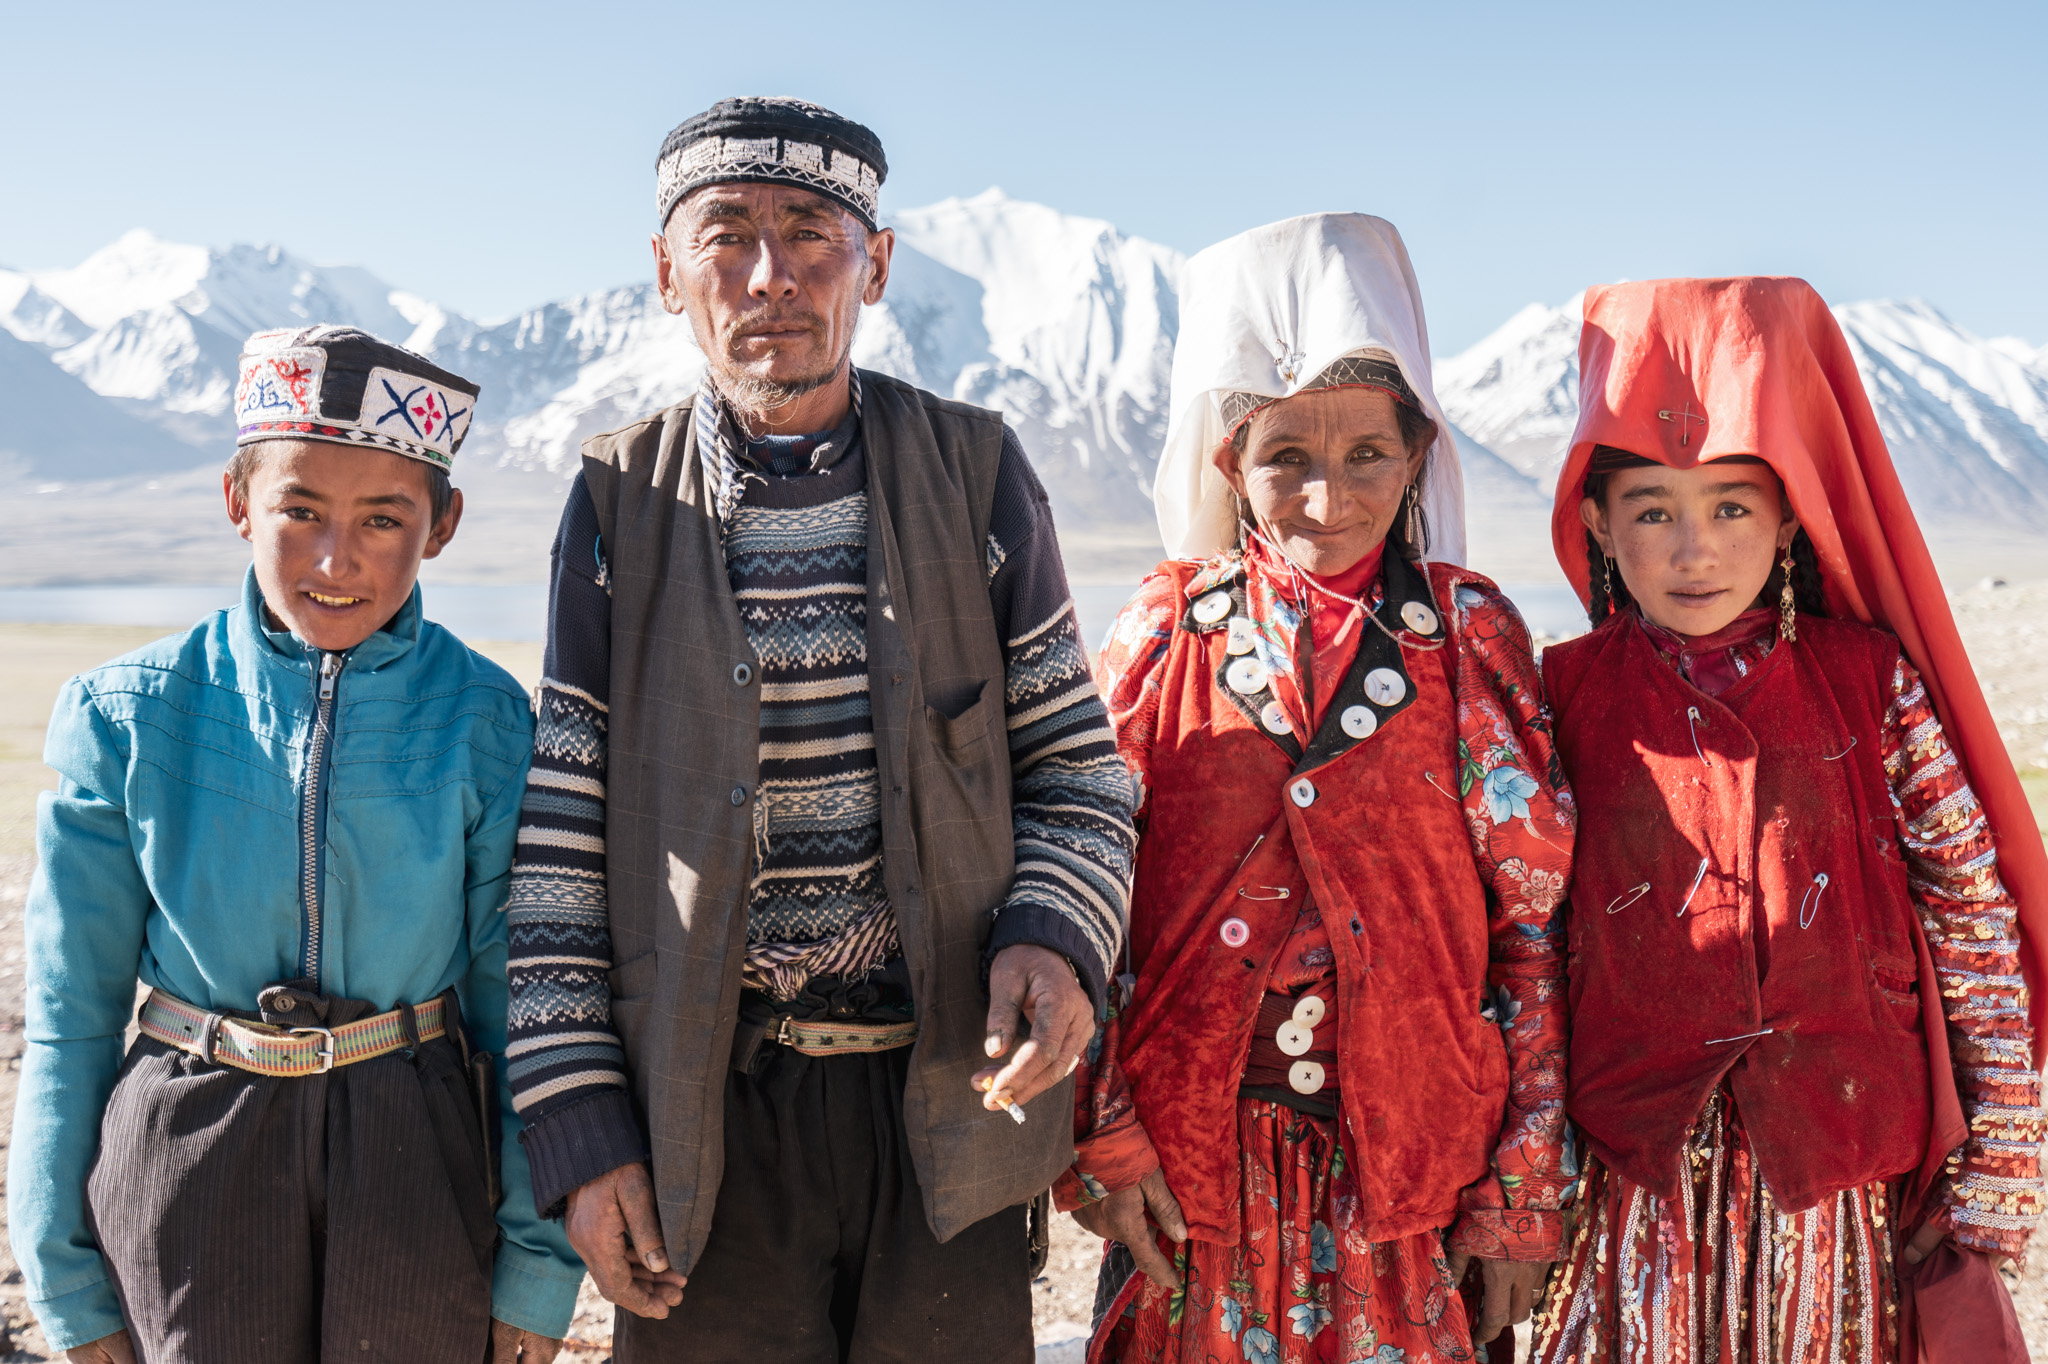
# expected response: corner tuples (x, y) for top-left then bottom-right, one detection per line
(138, 988), (448, 1078)
(769, 1015), (916, 1057)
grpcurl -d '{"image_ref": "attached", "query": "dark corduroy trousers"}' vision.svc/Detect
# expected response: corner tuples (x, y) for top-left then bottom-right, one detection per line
(86, 990), (496, 1364)
(614, 1039), (1034, 1364)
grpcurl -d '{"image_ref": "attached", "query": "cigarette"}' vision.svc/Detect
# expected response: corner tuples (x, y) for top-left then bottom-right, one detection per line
(1005, 1101), (1028, 1124)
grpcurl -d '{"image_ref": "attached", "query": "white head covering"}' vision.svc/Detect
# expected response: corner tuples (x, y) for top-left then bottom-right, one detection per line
(1153, 213), (1466, 565)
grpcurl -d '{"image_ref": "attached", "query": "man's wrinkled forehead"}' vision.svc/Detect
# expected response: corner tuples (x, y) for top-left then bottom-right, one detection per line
(676, 183), (857, 231)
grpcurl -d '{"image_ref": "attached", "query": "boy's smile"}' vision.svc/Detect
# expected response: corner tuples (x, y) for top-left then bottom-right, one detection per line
(225, 439), (462, 652)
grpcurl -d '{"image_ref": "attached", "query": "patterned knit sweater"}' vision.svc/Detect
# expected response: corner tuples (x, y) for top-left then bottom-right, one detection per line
(503, 406), (1139, 1211)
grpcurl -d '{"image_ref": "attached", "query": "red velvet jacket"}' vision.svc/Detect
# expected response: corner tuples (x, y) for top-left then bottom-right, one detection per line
(1544, 612), (1934, 1211)
(1087, 550), (1575, 1251)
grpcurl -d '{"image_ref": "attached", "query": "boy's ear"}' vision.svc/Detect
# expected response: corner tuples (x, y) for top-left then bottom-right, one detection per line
(223, 468), (256, 544)
(421, 486), (464, 561)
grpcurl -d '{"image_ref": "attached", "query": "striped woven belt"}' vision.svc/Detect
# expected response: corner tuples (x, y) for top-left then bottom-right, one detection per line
(138, 988), (448, 1078)
(769, 1015), (916, 1057)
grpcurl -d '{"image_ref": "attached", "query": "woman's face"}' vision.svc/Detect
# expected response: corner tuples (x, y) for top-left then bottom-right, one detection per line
(1582, 459), (1797, 637)
(1217, 385), (1426, 577)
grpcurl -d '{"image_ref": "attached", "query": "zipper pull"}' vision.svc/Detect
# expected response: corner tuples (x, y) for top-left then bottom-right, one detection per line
(318, 651), (341, 701)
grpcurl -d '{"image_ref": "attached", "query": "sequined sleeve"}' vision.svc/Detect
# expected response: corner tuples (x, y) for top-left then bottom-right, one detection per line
(1885, 655), (2045, 1257)
(1440, 573), (1577, 1262)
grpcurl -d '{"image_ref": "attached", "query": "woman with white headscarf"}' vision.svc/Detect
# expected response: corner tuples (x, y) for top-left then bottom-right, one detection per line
(1054, 215), (1575, 1363)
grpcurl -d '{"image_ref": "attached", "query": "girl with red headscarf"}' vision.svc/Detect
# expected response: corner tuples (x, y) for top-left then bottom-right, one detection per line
(1531, 277), (2044, 1364)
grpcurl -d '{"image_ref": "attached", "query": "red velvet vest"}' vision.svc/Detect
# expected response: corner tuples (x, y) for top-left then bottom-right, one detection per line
(1543, 613), (1931, 1211)
(1120, 555), (1507, 1244)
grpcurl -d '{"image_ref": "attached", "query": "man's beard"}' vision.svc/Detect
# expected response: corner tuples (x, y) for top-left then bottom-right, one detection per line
(709, 299), (859, 416)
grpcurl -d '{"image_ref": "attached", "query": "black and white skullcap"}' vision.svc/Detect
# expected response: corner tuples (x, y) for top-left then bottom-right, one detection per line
(656, 97), (888, 231)
(233, 326), (479, 471)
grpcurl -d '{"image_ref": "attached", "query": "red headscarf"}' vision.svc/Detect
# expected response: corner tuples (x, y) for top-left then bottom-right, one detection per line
(1552, 275), (2048, 1066)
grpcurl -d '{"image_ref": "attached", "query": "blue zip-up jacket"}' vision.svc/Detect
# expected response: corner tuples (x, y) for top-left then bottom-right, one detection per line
(7, 569), (584, 1350)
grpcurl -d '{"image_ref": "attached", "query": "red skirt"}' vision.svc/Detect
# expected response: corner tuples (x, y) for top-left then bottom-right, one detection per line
(1094, 1096), (1478, 1364)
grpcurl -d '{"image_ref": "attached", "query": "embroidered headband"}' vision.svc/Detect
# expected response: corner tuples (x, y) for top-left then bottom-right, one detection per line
(233, 326), (479, 471)
(1219, 352), (1420, 438)
(656, 96), (888, 232)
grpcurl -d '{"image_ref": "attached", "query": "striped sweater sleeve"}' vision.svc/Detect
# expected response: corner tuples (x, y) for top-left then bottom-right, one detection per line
(504, 474), (649, 1215)
(981, 428), (1139, 1007)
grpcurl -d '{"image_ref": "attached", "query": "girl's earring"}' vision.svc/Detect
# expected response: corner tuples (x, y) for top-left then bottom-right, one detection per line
(1777, 544), (1799, 642)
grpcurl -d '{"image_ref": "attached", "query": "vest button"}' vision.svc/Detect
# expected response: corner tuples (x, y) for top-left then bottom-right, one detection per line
(1192, 590), (1232, 625)
(732, 662), (753, 686)
(1289, 778), (1316, 808)
(1364, 668), (1406, 706)
(1275, 1020), (1314, 1056)
(1340, 705), (1377, 740)
(1226, 656), (1268, 695)
(1288, 1059), (1326, 1095)
(1292, 994), (1326, 1028)
(1225, 617), (1257, 655)
(730, 785), (747, 805)
(1401, 601), (1440, 635)
(1219, 917), (1250, 948)
(1259, 700), (1292, 735)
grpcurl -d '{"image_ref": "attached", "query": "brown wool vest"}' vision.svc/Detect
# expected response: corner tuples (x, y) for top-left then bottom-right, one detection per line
(1544, 613), (1932, 1211)
(1119, 554), (1507, 1244)
(580, 370), (1074, 1273)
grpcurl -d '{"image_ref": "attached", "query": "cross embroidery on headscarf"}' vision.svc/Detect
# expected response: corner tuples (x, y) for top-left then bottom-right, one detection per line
(695, 368), (866, 540)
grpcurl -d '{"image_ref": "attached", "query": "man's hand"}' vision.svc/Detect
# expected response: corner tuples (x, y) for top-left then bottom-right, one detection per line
(65, 1330), (135, 1364)
(1072, 1167), (1188, 1290)
(1446, 1252), (1549, 1344)
(970, 944), (1093, 1112)
(489, 1320), (565, 1362)
(564, 1162), (688, 1319)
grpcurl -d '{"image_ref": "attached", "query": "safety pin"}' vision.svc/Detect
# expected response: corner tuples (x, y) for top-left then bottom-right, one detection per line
(1238, 885), (1291, 901)
(1823, 737), (1857, 762)
(1678, 857), (1710, 917)
(1234, 834), (1266, 873)
(1605, 883), (1651, 915)
(1704, 1027), (1775, 1046)
(1799, 872), (1830, 929)
(1686, 707), (1712, 766)
(1423, 771), (1457, 801)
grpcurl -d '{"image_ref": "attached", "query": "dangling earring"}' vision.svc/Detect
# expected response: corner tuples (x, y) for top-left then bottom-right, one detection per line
(1402, 483), (1423, 552)
(1777, 544), (1799, 642)
(1599, 552), (1614, 603)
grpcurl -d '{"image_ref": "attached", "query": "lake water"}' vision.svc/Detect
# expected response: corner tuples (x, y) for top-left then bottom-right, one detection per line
(0, 581), (1589, 650)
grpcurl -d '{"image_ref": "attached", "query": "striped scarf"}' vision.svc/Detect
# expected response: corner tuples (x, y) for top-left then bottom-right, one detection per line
(695, 367), (866, 534)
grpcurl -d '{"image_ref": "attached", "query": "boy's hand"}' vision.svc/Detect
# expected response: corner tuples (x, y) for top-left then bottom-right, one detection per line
(565, 1162), (687, 1318)
(66, 1330), (135, 1364)
(489, 1319), (565, 1361)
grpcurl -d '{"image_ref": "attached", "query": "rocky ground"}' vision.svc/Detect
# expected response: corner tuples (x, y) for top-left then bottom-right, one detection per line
(0, 575), (2042, 1360)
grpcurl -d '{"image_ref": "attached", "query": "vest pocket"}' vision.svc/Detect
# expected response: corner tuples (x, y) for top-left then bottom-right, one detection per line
(1871, 958), (1920, 1025)
(925, 678), (996, 760)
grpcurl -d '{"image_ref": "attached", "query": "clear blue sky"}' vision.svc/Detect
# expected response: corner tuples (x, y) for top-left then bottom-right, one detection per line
(4, 0), (2042, 353)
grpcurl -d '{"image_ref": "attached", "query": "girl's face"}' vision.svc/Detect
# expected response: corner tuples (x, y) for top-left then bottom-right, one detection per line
(1581, 460), (1797, 637)
(1215, 385), (1426, 577)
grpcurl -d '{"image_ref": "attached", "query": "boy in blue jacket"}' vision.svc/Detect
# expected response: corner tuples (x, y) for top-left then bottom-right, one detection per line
(8, 327), (582, 1363)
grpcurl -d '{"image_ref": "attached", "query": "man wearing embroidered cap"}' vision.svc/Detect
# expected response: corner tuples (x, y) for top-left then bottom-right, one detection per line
(9, 326), (585, 1362)
(500, 97), (1138, 1360)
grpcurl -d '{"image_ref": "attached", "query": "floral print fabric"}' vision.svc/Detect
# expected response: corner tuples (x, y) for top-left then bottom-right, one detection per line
(1101, 1097), (1479, 1364)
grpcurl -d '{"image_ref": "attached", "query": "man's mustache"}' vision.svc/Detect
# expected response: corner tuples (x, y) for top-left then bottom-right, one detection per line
(721, 311), (826, 348)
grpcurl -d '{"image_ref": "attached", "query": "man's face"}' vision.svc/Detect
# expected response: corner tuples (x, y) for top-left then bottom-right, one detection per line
(225, 440), (462, 652)
(653, 183), (893, 410)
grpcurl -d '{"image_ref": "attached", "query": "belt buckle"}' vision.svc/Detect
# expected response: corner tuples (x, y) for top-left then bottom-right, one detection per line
(775, 1016), (794, 1047)
(289, 1025), (337, 1074)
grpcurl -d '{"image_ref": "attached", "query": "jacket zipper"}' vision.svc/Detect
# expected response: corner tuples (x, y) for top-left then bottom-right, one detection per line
(299, 650), (344, 984)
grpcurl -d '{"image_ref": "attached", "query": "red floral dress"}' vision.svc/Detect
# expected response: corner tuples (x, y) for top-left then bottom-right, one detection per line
(1532, 612), (2044, 1364)
(1069, 545), (1576, 1364)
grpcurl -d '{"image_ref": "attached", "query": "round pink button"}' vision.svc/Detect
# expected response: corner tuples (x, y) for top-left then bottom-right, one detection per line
(1219, 917), (1250, 948)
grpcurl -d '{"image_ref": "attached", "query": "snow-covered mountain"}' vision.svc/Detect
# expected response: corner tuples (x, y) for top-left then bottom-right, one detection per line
(1434, 294), (2048, 529)
(4, 204), (2044, 581)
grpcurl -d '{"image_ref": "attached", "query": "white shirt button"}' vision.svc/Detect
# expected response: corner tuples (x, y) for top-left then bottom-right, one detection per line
(1288, 1060), (1327, 1095)
(1364, 668), (1406, 706)
(1401, 601), (1440, 634)
(1226, 656), (1268, 695)
(1275, 1021), (1314, 1057)
(1219, 917), (1250, 948)
(1260, 700), (1292, 735)
(1292, 994), (1327, 1028)
(1289, 778), (1316, 808)
(1340, 705), (1377, 739)
(1225, 617), (1257, 655)
(1192, 590), (1232, 624)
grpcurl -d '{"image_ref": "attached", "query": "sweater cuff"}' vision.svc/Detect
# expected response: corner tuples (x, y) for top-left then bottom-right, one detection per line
(518, 1088), (650, 1218)
(29, 1276), (128, 1354)
(490, 1242), (587, 1341)
(1446, 1208), (1563, 1262)
(986, 898), (1108, 1010)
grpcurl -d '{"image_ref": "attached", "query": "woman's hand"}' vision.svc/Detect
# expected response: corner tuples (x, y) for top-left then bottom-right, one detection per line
(65, 1329), (135, 1363)
(1902, 1219), (1948, 1266)
(489, 1319), (565, 1362)
(1446, 1252), (1549, 1343)
(1072, 1167), (1188, 1290)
